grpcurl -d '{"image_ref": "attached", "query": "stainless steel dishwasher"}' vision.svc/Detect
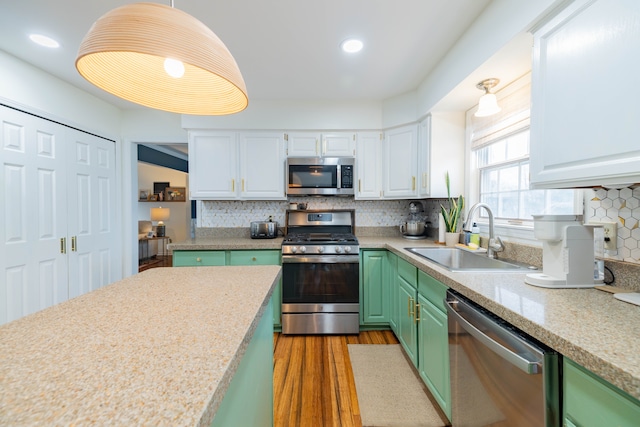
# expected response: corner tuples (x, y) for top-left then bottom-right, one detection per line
(446, 290), (560, 427)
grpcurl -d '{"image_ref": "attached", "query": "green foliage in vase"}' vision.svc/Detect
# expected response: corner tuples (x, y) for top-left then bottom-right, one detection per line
(440, 172), (464, 233)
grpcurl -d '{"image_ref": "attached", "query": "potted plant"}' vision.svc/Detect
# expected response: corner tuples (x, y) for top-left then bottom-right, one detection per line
(440, 172), (464, 246)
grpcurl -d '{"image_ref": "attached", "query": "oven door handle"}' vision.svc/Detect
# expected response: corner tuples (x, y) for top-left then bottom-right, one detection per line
(282, 255), (360, 264)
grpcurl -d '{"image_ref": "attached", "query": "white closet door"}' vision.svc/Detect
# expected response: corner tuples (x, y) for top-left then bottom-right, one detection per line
(0, 106), (68, 324)
(66, 128), (117, 298)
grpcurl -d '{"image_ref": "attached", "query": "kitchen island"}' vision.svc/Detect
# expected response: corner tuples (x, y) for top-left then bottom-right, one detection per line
(0, 266), (281, 426)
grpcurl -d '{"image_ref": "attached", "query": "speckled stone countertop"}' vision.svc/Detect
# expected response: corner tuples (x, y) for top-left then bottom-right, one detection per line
(371, 237), (640, 400)
(0, 266), (281, 426)
(164, 235), (640, 399)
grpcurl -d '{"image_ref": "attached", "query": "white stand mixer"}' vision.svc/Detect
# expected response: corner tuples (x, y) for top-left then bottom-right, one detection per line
(525, 215), (603, 289)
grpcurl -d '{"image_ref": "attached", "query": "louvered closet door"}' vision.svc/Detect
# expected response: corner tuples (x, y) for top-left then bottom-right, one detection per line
(0, 106), (69, 324)
(66, 128), (117, 298)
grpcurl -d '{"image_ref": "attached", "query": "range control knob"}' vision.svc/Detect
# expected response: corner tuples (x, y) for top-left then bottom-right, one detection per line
(344, 246), (352, 253)
(317, 246), (325, 254)
(299, 246), (307, 254)
(334, 246), (343, 253)
(291, 246), (298, 254)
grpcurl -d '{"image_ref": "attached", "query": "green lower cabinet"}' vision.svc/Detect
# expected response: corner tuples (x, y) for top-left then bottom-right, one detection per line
(564, 358), (640, 427)
(211, 302), (274, 427)
(417, 293), (451, 421)
(228, 250), (281, 266)
(360, 250), (390, 326)
(172, 250), (225, 266)
(388, 252), (399, 334)
(397, 258), (419, 368)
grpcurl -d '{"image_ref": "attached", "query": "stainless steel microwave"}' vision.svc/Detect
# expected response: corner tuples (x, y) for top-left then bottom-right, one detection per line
(286, 157), (354, 196)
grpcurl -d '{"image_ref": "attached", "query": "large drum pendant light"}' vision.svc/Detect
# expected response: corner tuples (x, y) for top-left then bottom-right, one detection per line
(76, 2), (248, 115)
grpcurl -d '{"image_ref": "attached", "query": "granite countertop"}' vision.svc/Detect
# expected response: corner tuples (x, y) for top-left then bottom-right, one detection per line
(0, 266), (281, 426)
(164, 235), (640, 399)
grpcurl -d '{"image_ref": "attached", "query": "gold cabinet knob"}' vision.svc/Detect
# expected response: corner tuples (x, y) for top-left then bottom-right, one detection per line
(196, 257), (202, 262)
(252, 257), (257, 261)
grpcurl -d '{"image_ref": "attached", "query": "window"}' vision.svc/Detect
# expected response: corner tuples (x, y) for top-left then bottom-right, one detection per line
(468, 75), (579, 229)
(474, 129), (576, 225)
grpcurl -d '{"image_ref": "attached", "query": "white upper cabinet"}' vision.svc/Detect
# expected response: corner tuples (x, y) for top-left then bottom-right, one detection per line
(355, 132), (383, 199)
(322, 133), (356, 157)
(530, 0), (640, 188)
(383, 125), (419, 198)
(239, 132), (286, 199)
(286, 132), (355, 157)
(189, 131), (286, 200)
(189, 131), (238, 199)
(419, 113), (465, 198)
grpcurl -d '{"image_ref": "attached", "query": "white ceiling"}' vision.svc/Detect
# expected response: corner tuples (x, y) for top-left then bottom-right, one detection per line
(0, 0), (533, 113)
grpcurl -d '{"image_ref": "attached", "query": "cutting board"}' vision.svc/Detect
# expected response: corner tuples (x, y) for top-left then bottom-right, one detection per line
(594, 285), (636, 294)
(614, 293), (640, 307)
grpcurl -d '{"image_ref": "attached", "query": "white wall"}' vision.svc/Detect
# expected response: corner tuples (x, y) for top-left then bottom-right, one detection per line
(0, 50), (121, 139)
(137, 163), (190, 253)
(181, 99), (383, 130)
(383, 0), (567, 127)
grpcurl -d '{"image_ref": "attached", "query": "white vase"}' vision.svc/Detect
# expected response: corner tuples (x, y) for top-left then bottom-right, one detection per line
(445, 232), (460, 247)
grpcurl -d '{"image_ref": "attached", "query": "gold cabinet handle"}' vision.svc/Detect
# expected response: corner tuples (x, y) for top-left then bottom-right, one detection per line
(71, 236), (77, 252)
(415, 302), (420, 323)
(252, 257), (257, 262)
(358, 179), (362, 193)
(316, 139), (320, 155)
(196, 257), (202, 262)
(412, 176), (416, 191)
(408, 296), (415, 318)
(231, 179), (235, 192)
(60, 237), (66, 254)
(242, 179), (245, 192)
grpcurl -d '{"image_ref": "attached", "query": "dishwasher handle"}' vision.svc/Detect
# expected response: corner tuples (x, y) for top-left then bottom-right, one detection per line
(446, 299), (541, 374)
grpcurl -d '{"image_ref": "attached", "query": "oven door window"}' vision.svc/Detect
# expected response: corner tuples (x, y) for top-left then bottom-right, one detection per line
(288, 165), (337, 189)
(282, 262), (358, 304)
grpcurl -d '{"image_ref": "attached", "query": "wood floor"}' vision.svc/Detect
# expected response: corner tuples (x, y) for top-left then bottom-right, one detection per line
(273, 330), (399, 427)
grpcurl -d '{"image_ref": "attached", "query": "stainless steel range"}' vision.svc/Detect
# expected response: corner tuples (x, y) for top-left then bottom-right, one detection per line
(281, 210), (360, 335)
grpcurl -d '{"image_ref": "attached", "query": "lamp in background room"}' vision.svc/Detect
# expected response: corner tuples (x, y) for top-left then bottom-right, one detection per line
(474, 78), (501, 117)
(75, 1), (248, 115)
(151, 207), (171, 237)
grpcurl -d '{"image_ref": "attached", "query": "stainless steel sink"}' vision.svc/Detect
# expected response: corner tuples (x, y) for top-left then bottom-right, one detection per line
(405, 247), (530, 272)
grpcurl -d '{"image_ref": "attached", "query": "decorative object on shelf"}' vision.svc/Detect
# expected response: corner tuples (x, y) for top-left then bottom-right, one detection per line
(165, 186), (186, 201)
(151, 207), (171, 237)
(75, 1), (248, 115)
(153, 182), (170, 199)
(139, 190), (150, 201)
(149, 194), (158, 201)
(474, 78), (501, 117)
(440, 171), (464, 247)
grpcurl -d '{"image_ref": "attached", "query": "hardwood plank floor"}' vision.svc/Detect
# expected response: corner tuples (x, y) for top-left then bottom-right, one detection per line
(273, 331), (399, 427)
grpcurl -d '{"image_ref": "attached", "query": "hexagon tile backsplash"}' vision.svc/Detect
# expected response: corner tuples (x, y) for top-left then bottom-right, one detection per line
(199, 198), (445, 230)
(587, 187), (640, 264)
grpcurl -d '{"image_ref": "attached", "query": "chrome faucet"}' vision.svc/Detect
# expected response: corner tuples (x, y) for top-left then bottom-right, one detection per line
(464, 203), (504, 259)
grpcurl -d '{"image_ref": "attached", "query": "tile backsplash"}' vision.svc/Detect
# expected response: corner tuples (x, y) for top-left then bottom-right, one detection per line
(199, 198), (445, 230)
(586, 187), (640, 264)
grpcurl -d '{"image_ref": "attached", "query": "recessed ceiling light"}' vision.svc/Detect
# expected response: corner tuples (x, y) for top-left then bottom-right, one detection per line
(341, 38), (363, 54)
(29, 34), (60, 48)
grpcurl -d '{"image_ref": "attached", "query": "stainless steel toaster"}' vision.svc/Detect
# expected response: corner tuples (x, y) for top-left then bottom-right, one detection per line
(250, 221), (278, 239)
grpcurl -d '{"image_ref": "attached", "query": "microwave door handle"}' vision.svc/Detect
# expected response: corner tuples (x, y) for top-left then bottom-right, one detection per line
(445, 299), (541, 374)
